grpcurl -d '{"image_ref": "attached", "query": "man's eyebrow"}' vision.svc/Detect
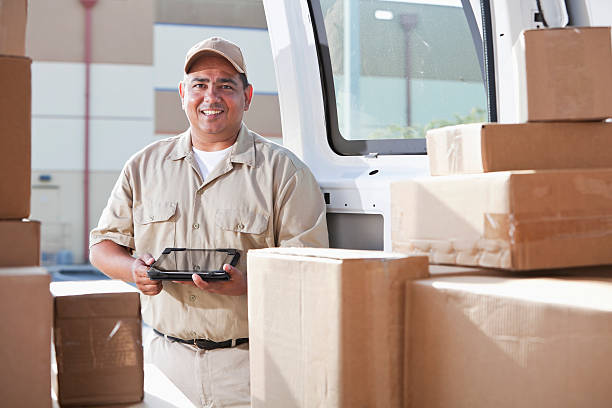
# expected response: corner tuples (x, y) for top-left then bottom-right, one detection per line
(217, 77), (238, 86)
(188, 77), (238, 86)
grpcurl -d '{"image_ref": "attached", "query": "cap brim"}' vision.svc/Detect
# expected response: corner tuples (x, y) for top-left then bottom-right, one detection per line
(184, 49), (245, 74)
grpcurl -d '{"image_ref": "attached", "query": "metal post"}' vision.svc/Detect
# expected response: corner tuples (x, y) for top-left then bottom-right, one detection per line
(400, 14), (418, 127)
(344, 0), (360, 139)
(80, 0), (98, 264)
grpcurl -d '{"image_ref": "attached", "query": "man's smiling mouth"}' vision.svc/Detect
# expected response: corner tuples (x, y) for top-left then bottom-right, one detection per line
(200, 109), (223, 116)
(201, 109), (223, 116)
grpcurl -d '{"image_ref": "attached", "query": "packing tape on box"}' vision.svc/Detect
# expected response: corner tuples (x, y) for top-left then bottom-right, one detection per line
(437, 126), (465, 174)
(396, 238), (512, 269)
(484, 213), (612, 244)
(395, 212), (612, 270)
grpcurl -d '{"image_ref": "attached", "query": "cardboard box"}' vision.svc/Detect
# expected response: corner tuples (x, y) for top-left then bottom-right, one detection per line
(0, 267), (52, 408)
(0, 0), (28, 55)
(0, 55), (31, 219)
(391, 169), (612, 270)
(51, 280), (144, 406)
(408, 273), (612, 408)
(0, 219), (40, 266)
(515, 27), (612, 122)
(426, 122), (612, 175)
(247, 247), (429, 408)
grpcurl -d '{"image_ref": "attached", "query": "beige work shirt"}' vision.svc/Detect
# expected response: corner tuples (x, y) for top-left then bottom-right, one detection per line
(90, 124), (328, 341)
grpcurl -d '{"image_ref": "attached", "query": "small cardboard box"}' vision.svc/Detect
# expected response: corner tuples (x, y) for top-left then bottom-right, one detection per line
(0, 219), (40, 266)
(0, 0), (28, 55)
(247, 247), (429, 408)
(392, 168), (612, 270)
(0, 267), (52, 408)
(426, 122), (612, 175)
(0, 55), (31, 219)
(515, 27), (612, 122)
(408, 273), (612, 408)
(51, 280), (144, 406)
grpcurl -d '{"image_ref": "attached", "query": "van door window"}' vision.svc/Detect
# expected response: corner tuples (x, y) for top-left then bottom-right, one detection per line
(310, 0), (487, 155)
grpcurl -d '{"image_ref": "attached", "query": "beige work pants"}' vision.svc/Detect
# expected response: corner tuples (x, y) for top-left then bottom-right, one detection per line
(145, 333), (251, 408)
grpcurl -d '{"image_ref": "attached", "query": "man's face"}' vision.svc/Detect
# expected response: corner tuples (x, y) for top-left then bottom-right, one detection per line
(179, 55), (252, 145)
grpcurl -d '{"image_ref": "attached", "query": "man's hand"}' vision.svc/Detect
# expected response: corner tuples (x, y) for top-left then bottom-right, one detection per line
(131, 253), (162, 296)
(191, 264), (247, 296)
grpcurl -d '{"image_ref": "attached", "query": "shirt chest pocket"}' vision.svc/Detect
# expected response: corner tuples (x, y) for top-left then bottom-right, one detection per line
(215, 209), (269, 235)
(133, 201), (177, 256)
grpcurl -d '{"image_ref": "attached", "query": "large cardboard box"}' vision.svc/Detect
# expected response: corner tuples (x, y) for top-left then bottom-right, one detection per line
(392, 169), (612, 270)
(426, 122), (612, 175)
(515, 26), (612, 122)
(51, 280), (144, 406)
(248, 248), (428, 408)
(408, 273), (612, 408)
(0, 267), (52, 408)
(0, 219), (40, 266)
(0, 0), (28, 55)
(0, 55), (31, 219)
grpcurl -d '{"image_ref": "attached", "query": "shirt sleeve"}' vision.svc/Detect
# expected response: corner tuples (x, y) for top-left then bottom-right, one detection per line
(89, 164), (135, 251)
(274, 166), (329, 248)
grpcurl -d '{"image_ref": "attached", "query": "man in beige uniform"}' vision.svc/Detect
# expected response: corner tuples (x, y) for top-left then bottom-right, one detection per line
(89, 37), (328, 407)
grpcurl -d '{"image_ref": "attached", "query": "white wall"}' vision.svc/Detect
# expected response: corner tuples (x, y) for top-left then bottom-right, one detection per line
(31, 61), (155, 171)
(154, 23), (277, 94)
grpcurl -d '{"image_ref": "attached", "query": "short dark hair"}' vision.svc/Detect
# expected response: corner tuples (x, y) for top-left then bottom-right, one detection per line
(239, 73), (250, 90)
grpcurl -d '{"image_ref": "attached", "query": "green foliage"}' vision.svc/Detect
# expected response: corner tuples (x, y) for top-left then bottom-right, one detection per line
(367, 107), (487, 139)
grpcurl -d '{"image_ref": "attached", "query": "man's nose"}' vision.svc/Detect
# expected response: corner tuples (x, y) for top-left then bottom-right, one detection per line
(203, 87), (220, 102)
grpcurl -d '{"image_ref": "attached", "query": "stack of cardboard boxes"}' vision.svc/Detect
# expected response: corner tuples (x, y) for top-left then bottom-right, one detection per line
(246, 27), (612, 408)
(0, 1), (52, 407)
(0, 0), (39, 266)
(392, 27), (612, 407)
(394, 26), (612, 271)
(0, 3), (145, 406)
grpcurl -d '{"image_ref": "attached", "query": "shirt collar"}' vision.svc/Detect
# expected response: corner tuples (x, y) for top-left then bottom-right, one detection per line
(168, 123), (255, 167)
(229, 123), (256, 167)
(168, 130), (193, 161)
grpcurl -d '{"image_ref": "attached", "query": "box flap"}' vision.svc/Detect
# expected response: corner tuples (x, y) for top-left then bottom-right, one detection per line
(52, 280), (140, 318)
(248, 247), (415, 261)
(415, 275), (612, 311)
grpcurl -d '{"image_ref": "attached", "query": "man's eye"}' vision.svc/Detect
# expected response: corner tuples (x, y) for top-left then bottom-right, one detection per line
(193, 84), (204, 88)
(221, 85), (233, 89)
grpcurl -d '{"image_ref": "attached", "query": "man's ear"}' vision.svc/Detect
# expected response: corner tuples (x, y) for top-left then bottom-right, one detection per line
(244, 84), (253, 112)
(178, 81), (186, 110)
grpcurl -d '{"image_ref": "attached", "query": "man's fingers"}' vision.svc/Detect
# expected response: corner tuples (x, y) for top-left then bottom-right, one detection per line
(137, 280), (162, 295)
(224, 264), (237, 278)
(142, 253), (155, 266)
(141, 286), (162, 296)
(192, 273), (211, 290)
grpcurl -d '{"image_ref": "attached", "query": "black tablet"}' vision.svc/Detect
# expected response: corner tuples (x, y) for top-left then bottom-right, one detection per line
(147, 248), (240, 281)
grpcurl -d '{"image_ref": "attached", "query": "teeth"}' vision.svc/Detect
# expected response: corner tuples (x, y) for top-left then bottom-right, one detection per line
(202, 109), (222, 115)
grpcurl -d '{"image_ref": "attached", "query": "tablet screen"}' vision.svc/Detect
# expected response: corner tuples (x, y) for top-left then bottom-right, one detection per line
(152, 248), (238, 273)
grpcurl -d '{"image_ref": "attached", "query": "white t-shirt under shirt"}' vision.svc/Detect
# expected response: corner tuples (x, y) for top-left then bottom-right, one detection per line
(192, 145), (232, 181)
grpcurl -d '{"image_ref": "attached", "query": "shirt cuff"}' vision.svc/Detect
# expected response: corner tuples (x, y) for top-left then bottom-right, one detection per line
(89, 232), (135, 250)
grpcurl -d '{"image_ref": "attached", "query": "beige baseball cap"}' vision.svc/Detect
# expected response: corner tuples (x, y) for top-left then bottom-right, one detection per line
(184, 37), (247, 76)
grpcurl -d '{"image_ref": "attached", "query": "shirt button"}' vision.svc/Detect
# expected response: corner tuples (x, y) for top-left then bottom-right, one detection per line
(149, 215), (154, 221)
(190, 295), (197, 302)
(237, 223), (244, 230)
(193, 223), (200, 229)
